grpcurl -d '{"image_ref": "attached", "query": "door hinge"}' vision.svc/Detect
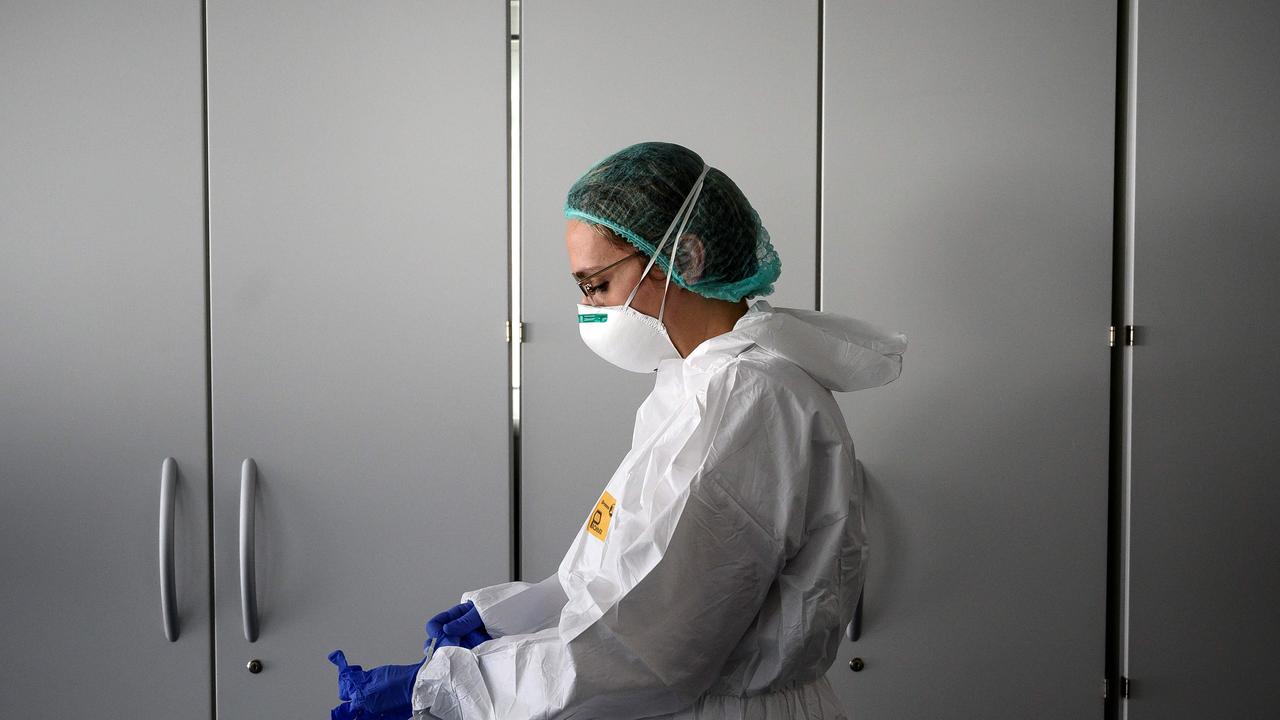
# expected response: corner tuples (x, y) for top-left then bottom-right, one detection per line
(1103, 676), (1132, 699)
(1109, 325), (1138, 347)
(506, 320), (524, 344)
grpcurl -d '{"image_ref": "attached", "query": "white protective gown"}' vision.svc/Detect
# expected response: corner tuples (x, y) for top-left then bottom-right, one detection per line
(413, 299), (907, 720)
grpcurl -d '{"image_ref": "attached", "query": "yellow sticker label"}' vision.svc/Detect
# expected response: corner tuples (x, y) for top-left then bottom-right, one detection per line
(586, 490), (617, 542)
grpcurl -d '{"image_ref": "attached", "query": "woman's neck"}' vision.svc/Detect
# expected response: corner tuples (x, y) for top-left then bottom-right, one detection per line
(670, 298), (750, 358)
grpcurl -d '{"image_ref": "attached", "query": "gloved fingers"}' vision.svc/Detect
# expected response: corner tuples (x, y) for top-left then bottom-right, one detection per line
(331, 700), (362, 720)
(460, 629), (491, 649)
(424, 616), (445, 641)
(330, 649), (366, 702)
(441, 604), (484, 637)
(329, 649), (351, 670)
(357, 662), (423, 715)
(434, 602), (473, 625)
(422, 634), (451, 653)
(425, 602), (471, 640)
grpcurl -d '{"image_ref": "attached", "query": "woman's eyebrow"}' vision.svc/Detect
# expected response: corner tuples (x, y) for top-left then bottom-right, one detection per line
(572, 265), (605, 280)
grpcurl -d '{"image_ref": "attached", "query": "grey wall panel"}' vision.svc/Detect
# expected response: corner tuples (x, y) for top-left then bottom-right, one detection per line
(823, 2), (1115, 717)
(206, 2), (509, 716)
(520, 0), (819, 582)
(0, 2), (211, 717)
(1127, 2), (1280, 716)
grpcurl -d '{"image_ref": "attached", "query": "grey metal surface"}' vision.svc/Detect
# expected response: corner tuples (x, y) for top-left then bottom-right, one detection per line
(822, 2), (1116, 717)
(0, 2), (211, 717)
(1126, 2), (1280, 716)
(520, 0), (820, 582)
(205, 1), (510, 716)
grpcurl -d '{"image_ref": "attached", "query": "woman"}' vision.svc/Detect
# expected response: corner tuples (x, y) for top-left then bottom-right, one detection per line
(412, 142), (907, 719)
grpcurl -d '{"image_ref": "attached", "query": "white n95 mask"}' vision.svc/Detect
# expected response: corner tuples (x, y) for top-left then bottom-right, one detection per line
(576, 163), (710, 373)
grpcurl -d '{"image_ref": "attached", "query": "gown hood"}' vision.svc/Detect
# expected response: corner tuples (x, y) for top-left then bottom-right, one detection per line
(686, 299), (908, 392)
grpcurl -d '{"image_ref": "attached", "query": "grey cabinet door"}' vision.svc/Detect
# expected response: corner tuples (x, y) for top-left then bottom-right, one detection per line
(520, 0), (819, 582)
(823, 2), (1115, 717)
(1127, 3), (1280, 716)
(0, 3), (211, 718)
(205, 2), (509, 716)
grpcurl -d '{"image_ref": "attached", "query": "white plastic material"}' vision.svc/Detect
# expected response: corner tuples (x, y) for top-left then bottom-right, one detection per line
(414, 300), (907, 720)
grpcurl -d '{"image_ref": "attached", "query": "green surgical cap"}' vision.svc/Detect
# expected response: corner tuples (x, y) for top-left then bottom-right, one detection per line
(563, 141), (781, 302)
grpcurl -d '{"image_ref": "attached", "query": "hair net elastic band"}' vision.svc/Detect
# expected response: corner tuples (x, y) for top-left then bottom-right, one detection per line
(626, 163), (711, 321)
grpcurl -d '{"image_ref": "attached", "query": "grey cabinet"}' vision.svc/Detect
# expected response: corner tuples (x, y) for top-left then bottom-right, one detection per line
(821, 1), (1116, 716)
(204, 1), (510, 717)
(3, 2), (510, 718)
(1125, 2), (1280, 716)
(0, 2), (212, 718)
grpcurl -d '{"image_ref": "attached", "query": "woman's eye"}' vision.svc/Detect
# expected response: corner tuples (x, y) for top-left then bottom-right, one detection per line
(593, 282), (609, 293)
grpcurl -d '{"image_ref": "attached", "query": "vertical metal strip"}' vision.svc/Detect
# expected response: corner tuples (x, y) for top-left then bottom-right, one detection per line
(200, 0), (217, 715)
(1105, 1), (1138, 718)
(508, 0), (523, 583)
(1120, 0), (1139, 715)
(815, 0), (825, 312)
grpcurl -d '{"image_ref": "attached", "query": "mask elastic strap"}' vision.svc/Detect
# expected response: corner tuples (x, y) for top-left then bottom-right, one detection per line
(657, 171), (707, 322)
(624, 163), (711, 314)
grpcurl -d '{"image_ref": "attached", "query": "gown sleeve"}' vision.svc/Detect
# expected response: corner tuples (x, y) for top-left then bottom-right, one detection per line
(411, 361), (790, 720)
(458, 573), (568, 639)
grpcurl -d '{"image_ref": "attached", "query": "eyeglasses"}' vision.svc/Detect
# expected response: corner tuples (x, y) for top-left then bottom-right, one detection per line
(573, 251), (646, 302)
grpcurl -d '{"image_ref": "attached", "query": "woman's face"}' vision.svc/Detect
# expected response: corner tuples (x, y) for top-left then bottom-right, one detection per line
(565, 219), (666, 313)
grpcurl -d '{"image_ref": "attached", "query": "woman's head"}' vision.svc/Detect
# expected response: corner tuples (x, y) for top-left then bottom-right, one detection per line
(562, 142), (781, 303)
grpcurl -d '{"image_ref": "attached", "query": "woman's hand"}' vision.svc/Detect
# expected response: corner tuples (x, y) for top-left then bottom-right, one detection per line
(424, 600), (492, 651)
(327, 649), (423, 720)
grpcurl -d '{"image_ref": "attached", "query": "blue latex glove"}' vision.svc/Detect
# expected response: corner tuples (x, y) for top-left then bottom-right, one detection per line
(424, 600), (492, 652)
(328, 649), (425, 720)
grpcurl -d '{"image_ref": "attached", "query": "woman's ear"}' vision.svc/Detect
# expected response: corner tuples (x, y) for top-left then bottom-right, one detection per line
(646, 234), (706, 283)
(679, 234), (706, 283)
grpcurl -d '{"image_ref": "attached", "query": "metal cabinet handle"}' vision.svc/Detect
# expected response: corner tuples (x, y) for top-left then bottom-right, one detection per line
(240, 458), (260, 642)
(159, 457), (179, 642)
(846, 587), (864, 642)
